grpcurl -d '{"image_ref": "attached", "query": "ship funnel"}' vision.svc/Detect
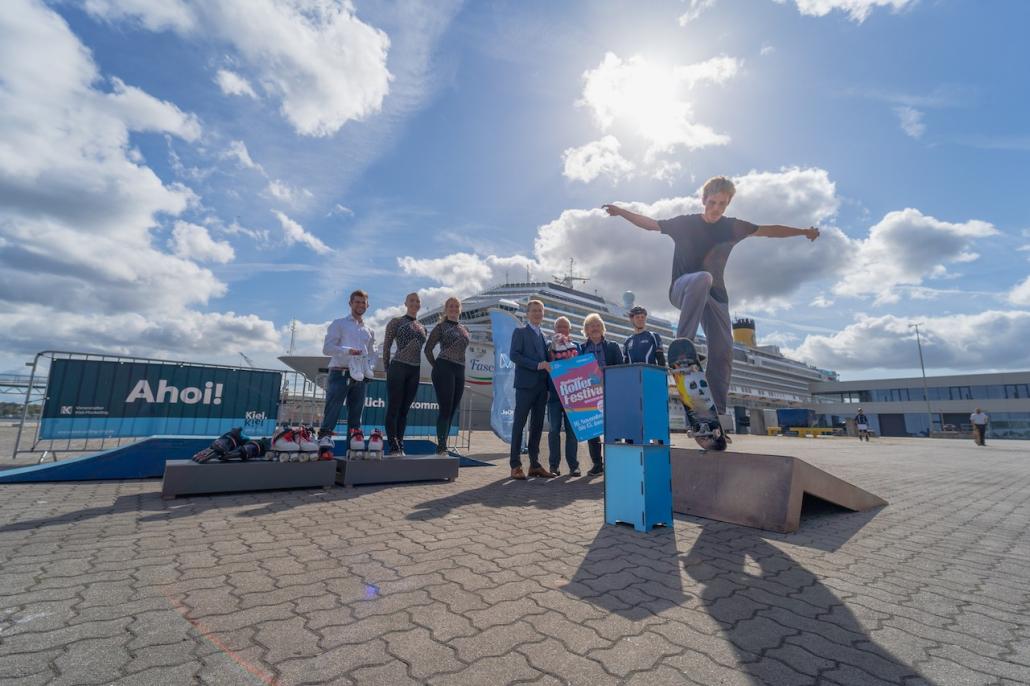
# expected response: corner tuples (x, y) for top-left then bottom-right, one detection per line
(622, 291), (635, 309)
(732, 317), (756, 347)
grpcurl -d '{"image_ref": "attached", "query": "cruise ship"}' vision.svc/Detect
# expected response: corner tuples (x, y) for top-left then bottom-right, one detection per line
(411, 275), (839, 431)
(279, 272), (838, 432)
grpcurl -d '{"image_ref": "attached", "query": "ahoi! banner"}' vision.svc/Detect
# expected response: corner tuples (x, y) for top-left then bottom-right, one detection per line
(550, 353), (604, 441)
(39, 359), (281, 439)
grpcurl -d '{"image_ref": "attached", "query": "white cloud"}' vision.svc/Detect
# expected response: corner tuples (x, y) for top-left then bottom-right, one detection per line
(0, 1), (289, 361)
(394, 167), (848, 322)
(832, 209), (998, 304)
(1008, 276), (1030, 306)
(215, 68), (257, 98)
(562, 135), (635, 183)
(224, 140), (264, 172)
(0, 0), (221, 316)
(82, 0), (393, 137)
(169, 221), (235, 263)
(810, 295), (834, 308)
(895, 105), (925, 138)
(788, 311), (1030, 371)
(760, 44), (776, 56)
(678, 0), (718, 25)
(781, 0), (917, 22)
(0, 305), (281, 360)
(267, 179), (314, 206)
(577, 52), (738, 162)
(273, 210), (331, 254)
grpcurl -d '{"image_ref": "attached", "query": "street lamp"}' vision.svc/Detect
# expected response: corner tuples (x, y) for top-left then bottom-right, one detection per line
(908, 322), (934, 436)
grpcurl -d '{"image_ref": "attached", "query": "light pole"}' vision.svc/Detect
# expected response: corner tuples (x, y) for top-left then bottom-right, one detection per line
(909, 322), (934, 436)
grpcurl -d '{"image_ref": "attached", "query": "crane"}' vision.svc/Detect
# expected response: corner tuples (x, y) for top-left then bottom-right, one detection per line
(239, 352), (256, 368)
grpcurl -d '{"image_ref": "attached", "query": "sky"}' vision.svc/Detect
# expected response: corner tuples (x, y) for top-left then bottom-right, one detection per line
(1, 0), (1029, 381)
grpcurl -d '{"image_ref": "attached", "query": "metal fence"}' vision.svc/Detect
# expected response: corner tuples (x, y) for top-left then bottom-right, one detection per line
(11, 350), (471, 462)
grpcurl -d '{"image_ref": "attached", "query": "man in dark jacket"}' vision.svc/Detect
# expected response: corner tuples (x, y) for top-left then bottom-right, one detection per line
(580, 313), (624, 475)
(508, 300), (555, 479)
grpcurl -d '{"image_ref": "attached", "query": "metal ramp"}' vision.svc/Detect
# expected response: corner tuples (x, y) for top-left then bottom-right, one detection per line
(671, 449), (887, 533)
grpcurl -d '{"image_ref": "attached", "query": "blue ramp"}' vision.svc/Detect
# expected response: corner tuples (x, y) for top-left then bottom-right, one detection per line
(0, 437), (492, 483)
(0, 437), (211, 483)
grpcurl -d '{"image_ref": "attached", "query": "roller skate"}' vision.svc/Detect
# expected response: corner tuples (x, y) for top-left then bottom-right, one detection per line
(367, 429), (384, 460)
(296, 426), (319, 462)
(347, 428), (366, 460)
(271, 427), (301, 462)
(192, 427), (245, 463)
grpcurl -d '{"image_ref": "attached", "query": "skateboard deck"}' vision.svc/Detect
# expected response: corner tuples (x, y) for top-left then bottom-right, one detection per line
(667, 338), (727, 451)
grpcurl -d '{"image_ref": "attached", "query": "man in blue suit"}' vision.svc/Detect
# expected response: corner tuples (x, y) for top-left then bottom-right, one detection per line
(508, 299), (556, 480)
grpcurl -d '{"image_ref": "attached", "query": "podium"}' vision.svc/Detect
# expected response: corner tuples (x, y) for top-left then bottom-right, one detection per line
(602, 365), (674, 532)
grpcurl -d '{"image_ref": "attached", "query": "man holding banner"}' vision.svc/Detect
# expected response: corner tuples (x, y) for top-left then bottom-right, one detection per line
(508, 300), (555, 480)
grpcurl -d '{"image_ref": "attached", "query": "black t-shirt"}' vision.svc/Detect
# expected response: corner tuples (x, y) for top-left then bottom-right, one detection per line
(657, 214), (758, 303)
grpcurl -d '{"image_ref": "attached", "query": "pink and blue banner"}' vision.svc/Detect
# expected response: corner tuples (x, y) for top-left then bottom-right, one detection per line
(551, 353), (604, 441)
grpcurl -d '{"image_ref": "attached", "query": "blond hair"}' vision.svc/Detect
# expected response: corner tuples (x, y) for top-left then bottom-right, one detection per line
(553, 316), (571, 329)
(582, 313), (605, 337)
(440, 294), (461, 321)
(701, 176), (736, 201)
(526, 299), (544, 312)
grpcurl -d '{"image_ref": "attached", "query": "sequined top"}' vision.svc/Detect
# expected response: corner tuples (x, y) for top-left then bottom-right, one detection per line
(425, 319), (470, 367)
(383, 315), (427, 367)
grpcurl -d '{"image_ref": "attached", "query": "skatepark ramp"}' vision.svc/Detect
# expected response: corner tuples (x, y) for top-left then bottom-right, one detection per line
(0, 438), (489, 484)
(671, 449), (886, 533)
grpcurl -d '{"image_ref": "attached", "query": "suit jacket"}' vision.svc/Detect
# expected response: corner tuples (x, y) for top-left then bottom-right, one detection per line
(510, 325), (550, 390)
(578, 338), (625, 368)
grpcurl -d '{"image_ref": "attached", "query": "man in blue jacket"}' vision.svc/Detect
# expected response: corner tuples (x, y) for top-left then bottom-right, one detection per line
(508, 300), (556, 480)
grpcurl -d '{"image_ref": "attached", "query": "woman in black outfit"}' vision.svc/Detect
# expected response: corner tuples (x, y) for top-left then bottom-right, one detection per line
(383, 292), (427, 455)
(425, 297), (470, 454)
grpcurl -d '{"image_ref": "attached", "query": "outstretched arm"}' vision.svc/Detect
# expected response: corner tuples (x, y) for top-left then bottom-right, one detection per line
(602, 204), (660, 231)
(753, 224), (820, 241)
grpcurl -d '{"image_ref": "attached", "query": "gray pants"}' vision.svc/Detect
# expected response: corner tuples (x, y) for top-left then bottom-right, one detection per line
(670, 272), (732, 414)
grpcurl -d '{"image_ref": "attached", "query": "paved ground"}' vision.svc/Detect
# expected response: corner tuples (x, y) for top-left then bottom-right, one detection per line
(0, 431), (1028, 685)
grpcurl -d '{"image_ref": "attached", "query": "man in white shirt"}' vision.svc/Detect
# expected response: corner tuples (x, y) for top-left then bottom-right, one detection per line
(970, 408), (989, 446)
(319, 290), (376, 441)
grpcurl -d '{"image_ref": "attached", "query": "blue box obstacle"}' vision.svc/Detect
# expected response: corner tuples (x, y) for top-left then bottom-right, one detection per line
(604, 364), (670, 444)
(602, 364), (674, 532)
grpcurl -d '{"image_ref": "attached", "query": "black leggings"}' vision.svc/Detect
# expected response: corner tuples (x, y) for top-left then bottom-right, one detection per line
(385, 361), (420, 445)
(431, 359), (464, 446)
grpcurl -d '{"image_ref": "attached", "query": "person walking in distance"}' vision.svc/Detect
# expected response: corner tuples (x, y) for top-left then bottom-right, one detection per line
(383, 293), (427, 456)
(970, 408), (989, 446)
(319, 290), (376, 449)
(509, 300), (556, 480)
(580, 313), (624, 475)
(546, 316), (581, 476)
(603, 176), (819, 415)
(425, 297), (470, 454)
(623, 305), (666, 366)
(855, 409), (871, 442)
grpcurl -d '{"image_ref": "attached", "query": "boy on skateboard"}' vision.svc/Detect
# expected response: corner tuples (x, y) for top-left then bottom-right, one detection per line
(603, 176), (820, 421)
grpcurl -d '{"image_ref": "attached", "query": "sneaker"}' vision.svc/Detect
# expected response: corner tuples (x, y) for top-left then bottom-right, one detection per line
(570, 470), (582, 477)
(297, 426), (320, 454)
(551, 469), (561, 477)
(587, 464), (604, 476)
(368, 429), (385, 453)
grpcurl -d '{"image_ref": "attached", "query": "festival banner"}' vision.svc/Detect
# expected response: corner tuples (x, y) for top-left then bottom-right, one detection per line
(489, 309), (520, 443)
(550, 353), (604, 441)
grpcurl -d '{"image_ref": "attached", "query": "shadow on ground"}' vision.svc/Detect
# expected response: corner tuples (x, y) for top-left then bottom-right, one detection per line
(683, 521), (936, 685)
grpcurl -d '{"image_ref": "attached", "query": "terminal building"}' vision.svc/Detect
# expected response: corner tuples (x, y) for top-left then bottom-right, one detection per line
(809, 371), (1030, 439)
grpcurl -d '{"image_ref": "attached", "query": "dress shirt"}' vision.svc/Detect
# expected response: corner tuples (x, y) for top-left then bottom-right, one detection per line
(323, 315), (376, 370)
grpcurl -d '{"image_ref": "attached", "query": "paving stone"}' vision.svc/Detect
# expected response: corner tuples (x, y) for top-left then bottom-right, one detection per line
(383, 626), (464, 679)
(450, 620), (544, 662)
(427, 652), (544, 686)
(588, 632), (681, 676)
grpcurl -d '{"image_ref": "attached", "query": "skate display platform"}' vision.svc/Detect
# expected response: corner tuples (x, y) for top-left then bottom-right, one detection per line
(670, 449), (886, 533)
(335, 454), (459, 487)
(161, 459), (336, 499)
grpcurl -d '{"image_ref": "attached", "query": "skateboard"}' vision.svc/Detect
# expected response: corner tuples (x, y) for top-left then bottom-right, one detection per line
(667, 338), (728, 451)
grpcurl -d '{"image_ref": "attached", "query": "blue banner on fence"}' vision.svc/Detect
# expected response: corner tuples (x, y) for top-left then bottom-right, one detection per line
(40, 359), (281, 439)
(489, 310), (520, 443)
(550, 353), (605, 441)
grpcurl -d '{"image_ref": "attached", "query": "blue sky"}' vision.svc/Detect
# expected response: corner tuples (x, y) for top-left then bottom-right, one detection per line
(1, 0), (1029, 380)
